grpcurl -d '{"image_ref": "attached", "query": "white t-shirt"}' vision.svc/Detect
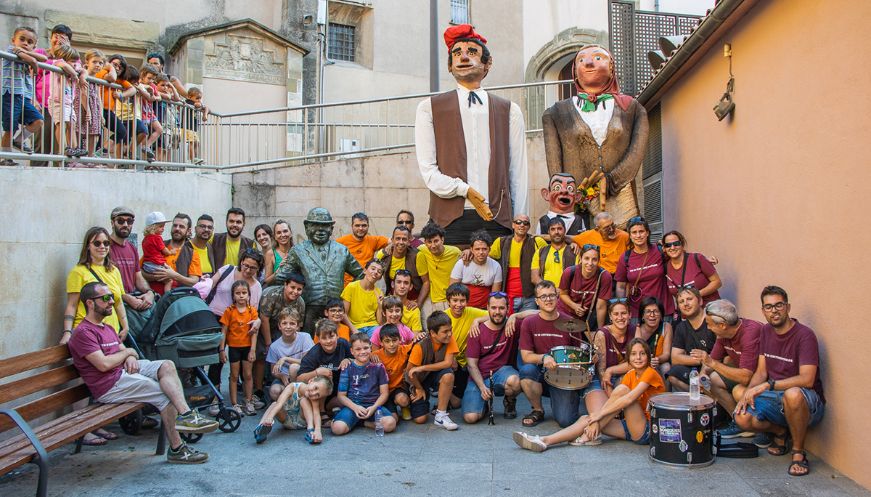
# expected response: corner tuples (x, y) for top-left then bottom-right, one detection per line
(266, 333), (315, 374)
(450, 257), (503, 287)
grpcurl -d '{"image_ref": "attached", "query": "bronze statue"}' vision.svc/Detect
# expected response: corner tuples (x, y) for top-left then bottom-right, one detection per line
(542, 45), (648, 227)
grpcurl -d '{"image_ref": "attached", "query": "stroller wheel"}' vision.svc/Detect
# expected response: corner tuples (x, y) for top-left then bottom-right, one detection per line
(180, 432), (204, 444)
(119, 410), (143, 435)
(217, 408), (242, 433)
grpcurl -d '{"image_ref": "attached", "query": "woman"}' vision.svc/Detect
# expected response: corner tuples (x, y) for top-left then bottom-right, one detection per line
(263, 219), (293, 286)
(513, 338), (665, 451)
(662, 230), (722, 306)
(60, 226), (128, 445)
(635, 297), (672, 378)
(253, 224), (274, 253)
(557, 243), (612, 333)
(594, 299), (636, 395)
(614, 216), (672, 321)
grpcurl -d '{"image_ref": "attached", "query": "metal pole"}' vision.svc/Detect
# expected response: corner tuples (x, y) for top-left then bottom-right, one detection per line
(430, 0), (439, 92)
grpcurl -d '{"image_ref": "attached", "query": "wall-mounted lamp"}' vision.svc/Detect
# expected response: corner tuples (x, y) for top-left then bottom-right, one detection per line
(713, 43), (735, 121)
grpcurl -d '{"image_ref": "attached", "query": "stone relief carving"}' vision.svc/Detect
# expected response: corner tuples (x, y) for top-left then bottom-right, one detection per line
(204, 30), (286, 85)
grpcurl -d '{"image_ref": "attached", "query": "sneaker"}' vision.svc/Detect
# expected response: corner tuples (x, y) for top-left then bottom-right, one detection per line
(142, 147), (156, 162)
(251, 395), (266, 410)
(753, 432), (773, 448)
(207, 402), (221, 417)
(12, 137), (32, 153)
(0, 159), (18, 167)
(232, 404), (244, 415)
(243, 402), (257, 416)
(512, 432), (547, 452)
(433, 412), (458, 431)
(253, 423), (272, 444)
(400, 406), (412, 421)
(167, 442), (208, 464)
(718, 421), (753, 439)
(175, 410), (219, 434)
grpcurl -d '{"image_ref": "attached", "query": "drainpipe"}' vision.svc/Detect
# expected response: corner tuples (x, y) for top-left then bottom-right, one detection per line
(429, 0), (438, 92)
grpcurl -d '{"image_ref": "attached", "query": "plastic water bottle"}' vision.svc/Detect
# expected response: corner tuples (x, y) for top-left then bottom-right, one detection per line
(374, 409), (384, 437)
(689, 369), (700, 401)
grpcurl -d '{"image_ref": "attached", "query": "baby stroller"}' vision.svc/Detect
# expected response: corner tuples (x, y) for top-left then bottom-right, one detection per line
(123, 287), (242, 442)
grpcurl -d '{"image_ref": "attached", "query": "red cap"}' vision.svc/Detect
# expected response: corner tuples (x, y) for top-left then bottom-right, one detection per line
(443, 24), (487, 49)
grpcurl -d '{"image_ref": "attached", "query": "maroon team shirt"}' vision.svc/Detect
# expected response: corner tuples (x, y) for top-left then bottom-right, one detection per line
(519, 311), (584, 355)
(466, 323), (518, 378)
(760, 319), (825, 402)
(67, 320), (123, 399)
(710, 318), (763, 371)
(109, 239), (140, 293)
(665, 252), (721, 304)
(615, 247), (672, 318)
(557, 266), (613, 315)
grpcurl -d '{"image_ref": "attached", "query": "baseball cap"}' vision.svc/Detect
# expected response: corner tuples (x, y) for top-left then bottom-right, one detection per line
(145, 211), (168, 226)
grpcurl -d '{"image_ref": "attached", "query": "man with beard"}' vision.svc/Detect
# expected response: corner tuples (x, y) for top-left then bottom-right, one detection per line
(668, 286), (716, 391)
(536, 173), (589, 236)
(462, 292), (521, 423)
(489, 213), (546, 314)
(190, 214), (217, 277)
(376, 225), (424, 302)
(108, 206), (155, 311)
(539, 217), (576, 288)
(212, 207), (254, 268)
(143, 213), (201, 294)
(337, 212), (388, 286)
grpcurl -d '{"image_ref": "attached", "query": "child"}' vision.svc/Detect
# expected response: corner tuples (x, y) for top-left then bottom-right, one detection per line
(253, 375), (332, 445)
(266, 308), (314, 401)
(2, 27), (45, 164)
(81, 50), (105, 160)
(115, 66), (149, 161)
(140, 211), (176, 295)
(405, 311), (459, 430)
(297, 319), (353, 419)
(154, 73), (181, 161)
(183, 86), (207, 164)
(331, 333), (396, 436)
(374, 324), (414, 420)
(371, 296), (416, 348)
(219, 280), (259, 416)
(138, 65), (163, 161)
(341, 259), (384, 337)
(315, 297), (353, 344)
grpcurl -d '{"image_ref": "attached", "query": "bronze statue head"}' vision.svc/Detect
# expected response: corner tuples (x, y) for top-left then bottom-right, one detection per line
(303, 207), (335, 246)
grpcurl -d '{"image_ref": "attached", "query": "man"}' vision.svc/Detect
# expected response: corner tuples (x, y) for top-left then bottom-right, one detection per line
(571, 212), (629, 275)
(191, 214), (217, 277)
(462, 292), (521, 423)
(445, 283), (488, 408)
(539, 217), (577, 288)
(489, 214), (546, 313)
(518, 281), (604, 428)
(734, 286), (825, 477)
(396, 210), (423, 248)
(108, 207), (155, 312)
(450, 230), (501, 309)
(337, 212), (388, 286)
(67, 282), (218, 464)
(668, 286), (716, 391)
(144, 213), (202, 294)
(211, 207), (254, 268)
(536, 173), (589, 236)
(377, 225), (423, 301)
(692, 299), (762, 439)
(275, 208), (364, 332)
(257, 272), (306, 398)
(416, 222), (461, 327)
(415, 24), (528, 245)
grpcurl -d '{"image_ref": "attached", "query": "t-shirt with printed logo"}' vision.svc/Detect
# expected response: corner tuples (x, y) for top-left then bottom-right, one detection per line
(614, 247), (672, 317)
(519, 312), (582, 355)
(299, 338), (352, 391)
(338, 361), (388, 406)
(67, 320), (123, 399)
(466, 323), (517, 378)
(760, 319), (825, 402)
(557, 266), (613, 315)
(710, 318), (763, 372)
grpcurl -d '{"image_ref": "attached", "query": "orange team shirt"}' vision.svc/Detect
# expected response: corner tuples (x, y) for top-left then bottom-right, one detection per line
(619, 366), (666, 420)
(572, 229), (629, 274)
(408, 336), (460, 367)
(314, 323), (351, 344)
(95, 68), (132, 111)
(219, 305), (259, 348)
(375, 344), (413, 390)
(336, 234), (389, 285)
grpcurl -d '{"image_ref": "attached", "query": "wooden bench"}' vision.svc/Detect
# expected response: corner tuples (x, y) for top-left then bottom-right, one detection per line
(0, 345), (165, 497)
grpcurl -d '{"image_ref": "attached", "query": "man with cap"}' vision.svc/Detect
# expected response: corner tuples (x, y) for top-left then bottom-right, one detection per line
(415, 24), (528, 247)
(275, 208), (364, 333)
(108, 206), (155, 311)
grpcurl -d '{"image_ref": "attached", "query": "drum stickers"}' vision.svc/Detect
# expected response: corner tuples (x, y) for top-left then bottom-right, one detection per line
(658, 419), (682, 443)
(700, 413), (710, 427)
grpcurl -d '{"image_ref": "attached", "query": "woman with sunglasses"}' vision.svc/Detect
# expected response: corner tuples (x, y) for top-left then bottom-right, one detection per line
(635, 297), (672, 378)
(558, 243), (611, 333)
(614, 216), (673, 322)
(593, 298), (636, 395)
(662, 230), (721, 307)
(263, 219), (294, 287)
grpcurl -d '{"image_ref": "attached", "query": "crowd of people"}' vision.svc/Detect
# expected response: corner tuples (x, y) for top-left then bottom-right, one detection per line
(1, 24), (208, 168)
(59, 204), (825, 478)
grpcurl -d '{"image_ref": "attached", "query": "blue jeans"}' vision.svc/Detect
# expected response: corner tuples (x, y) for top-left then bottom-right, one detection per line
(333, 404), (393, 432)
(461, 365), (519, 415)
(512, 297), (537, 313)
(746, 388), (825, 428)
(519, 361), (603, 427)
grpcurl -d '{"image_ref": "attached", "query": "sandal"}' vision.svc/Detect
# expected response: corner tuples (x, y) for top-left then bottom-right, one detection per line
(305, 428), (321, 445)
(81, 434), (107, 446)
(320, 414), (332, 428)
(767, 432), (792, 456)
(94, 428), (119, 440)
(788, 449), (810, 476)
(522, 409), (544, 427)
(503, 396), (517, 419)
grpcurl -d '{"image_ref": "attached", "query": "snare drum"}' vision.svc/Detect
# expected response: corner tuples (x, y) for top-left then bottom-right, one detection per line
(648, 392), (717, 467)
(543, 344), (595, 390)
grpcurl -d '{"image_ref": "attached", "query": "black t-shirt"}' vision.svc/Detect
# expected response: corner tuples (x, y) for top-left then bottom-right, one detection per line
(673, 318), (715, 353)
(299, 338), (352, 389)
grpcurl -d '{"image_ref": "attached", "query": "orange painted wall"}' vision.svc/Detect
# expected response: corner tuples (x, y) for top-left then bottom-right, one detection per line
(658, 0), (871, 488)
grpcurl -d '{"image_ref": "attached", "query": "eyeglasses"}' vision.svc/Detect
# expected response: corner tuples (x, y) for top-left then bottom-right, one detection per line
(396, 220), (413, 225)
(91, 240), (111, 247)
(597, 223), (615, 232)
(114, 217), (134, 226)
(608, 297), (628, 304)
(643, 308), (660, 315)
(536, 293), (558, 301)
(327, 308), (344, 314)
(762, 302), (787, 312)
(240, 263), (259, 271)
(581, 243), (600, 253)
(196, 224), (214, 230)
(513, 219), (531, 226)
(663, 240), (683, 248)
(91, 294), (114, 303)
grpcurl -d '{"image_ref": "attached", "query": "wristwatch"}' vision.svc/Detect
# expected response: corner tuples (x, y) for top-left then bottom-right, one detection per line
(767, 378), (776, 391)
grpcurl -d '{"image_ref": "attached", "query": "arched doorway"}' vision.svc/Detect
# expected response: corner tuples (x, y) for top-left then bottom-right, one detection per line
(558, 60), (577, 101)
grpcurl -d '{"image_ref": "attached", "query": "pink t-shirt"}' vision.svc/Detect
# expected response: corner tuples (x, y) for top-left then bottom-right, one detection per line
(615, 246), (672, 317)
(665, 252), (720, 304)
(466, 322), (517, 378)
(67, 319), (123, 399)
(109, 239), (140, 293)
(518, 311), (582, 355)
(710, 318), (763, 371)
(760, 319), (824, 402)
(557, 266), (613, 315)
(370, 323), (416, 348)
(141, 233), (167, 266)
(207, 265), (262, 317)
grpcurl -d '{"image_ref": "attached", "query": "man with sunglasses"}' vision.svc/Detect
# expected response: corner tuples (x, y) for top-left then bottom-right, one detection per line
(488, 214), (546, 314)
(571, 212), (629, 275)
(539, 217), (576, 288)
(395, 210), (423, 248)
(108, 206), (155, 311)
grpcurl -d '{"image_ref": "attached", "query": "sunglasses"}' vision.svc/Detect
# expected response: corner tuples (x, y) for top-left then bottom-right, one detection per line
(91, 240), (111, 247)
(608, 297), (629, 304)
(628, 216), (645, 224)
(663, 240), (683, 248)
(677, 283), (696, 290)
(581, 243), (600, 252)
(114, 217), (134, 226)
(553, 250), (561, 263)
(489, 291), (508, 298)
(396, 220), (413, 225)
(513, 219), (531, 226)
(91, 294), (114, 303)
(394, 269), (412, 278)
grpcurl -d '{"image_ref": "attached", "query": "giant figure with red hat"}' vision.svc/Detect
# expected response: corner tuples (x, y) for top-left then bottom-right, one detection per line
(415, 24), (528, 245)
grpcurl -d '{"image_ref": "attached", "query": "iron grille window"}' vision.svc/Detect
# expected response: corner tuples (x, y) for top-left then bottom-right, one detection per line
(329, 23), (356, 62)
(451, 0), (471, 24)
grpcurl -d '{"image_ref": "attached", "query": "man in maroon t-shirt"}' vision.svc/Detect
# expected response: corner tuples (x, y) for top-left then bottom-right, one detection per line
(734, 286), (825, 477)
(462, 292), (521, 424)
(67, 282), (218, 464)
(108, 206), (156, 312)
(692, 299), (762, 438)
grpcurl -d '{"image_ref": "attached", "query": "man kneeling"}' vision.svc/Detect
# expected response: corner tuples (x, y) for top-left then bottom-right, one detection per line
(68, 282), (218, 464)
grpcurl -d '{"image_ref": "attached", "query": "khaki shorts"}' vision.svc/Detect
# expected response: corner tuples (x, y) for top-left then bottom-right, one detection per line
(97, 359), (171, 412)
(185, 130), (200, 143)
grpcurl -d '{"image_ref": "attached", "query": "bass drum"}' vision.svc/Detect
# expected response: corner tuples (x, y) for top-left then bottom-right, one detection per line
(648, 392), (716, 468)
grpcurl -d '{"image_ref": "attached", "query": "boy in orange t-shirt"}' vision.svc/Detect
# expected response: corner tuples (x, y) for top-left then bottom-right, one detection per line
(374, 324), (414, 420)
(405, 311), (459, 430)
(219, 280), (259, 416)
(314, 298), (353, 344)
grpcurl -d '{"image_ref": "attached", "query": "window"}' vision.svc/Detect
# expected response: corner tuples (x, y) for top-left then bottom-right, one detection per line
(451, 0), (470, 24)
(328, 23), (356, 62)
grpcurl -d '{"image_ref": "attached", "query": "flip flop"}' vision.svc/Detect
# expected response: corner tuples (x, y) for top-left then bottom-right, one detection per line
(305, 428), (321, 445)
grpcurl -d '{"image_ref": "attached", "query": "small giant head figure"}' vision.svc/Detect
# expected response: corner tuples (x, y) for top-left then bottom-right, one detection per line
(303, 207), (335, 246)
(444, 24), (491, 86)
(540, 173), (581, 215)
(573, 45), (617, 97)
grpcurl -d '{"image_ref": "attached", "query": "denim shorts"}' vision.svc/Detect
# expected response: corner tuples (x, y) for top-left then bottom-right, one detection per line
(333, 404), (393, 431)
(461, 365), (519, 414)
(746, 388), (825, 428)
(1, 94), (42, 131)
(621, 418), (651, 444)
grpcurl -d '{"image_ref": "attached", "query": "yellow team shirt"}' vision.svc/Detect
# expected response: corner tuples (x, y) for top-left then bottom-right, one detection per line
(417, 245), (461, 303)
(192, 244), (212, 274)
(489, 236), (547, 269)
(224, 238), (241, 266)
(402, 305), (423, 332)
(340, 281), (382, 328)
(375, 248), (407, 280)
(66, 264), (125, 331)
(542, 245), (575, 288)
(449, 306), (488, 367)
